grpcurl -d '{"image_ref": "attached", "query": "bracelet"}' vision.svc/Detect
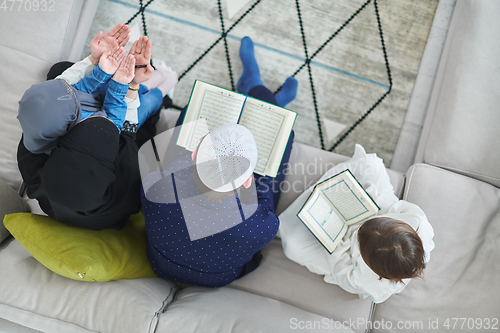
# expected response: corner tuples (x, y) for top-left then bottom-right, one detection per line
(135, 64), (147, 68)
(128, 86), (139, 91)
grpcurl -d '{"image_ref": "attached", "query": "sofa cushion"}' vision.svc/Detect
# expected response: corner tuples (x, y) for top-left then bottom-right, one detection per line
(228, 239), (373, 333)
(0, 318), (44, 333)
(157, 286), (356, 333)
(0, 0), (84, 190)
(0, 179), (29, 243)
(417, 0), (500, 187)
(3, 212), (156, 282)
(373, 164), (500, 332)
(0, 238), (177, 333)
(0, 1), (83, 63)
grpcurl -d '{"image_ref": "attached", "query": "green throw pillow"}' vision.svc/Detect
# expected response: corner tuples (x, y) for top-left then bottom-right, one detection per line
(3, 212), (157, 282)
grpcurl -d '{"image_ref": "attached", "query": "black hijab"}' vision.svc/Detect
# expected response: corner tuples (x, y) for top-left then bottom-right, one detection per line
(18, 116), (142, 230)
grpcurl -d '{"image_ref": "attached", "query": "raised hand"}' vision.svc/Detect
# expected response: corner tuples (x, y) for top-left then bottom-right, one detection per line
(99, 46), (126, 75)
(90, 23), (131, 65)
(112, 55), (136, 84)
(129, 36), (154, 84)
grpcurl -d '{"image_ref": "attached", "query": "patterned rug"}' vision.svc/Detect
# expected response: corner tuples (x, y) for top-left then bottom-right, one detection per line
(83, 0), (438, 165)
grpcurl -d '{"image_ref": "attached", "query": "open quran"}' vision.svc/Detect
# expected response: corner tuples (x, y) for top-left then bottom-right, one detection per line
(297, 169), (379, 253)
(177, 80), (296, 177)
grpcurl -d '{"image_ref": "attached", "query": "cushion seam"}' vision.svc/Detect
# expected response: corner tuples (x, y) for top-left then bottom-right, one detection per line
(0, 44), (53, 65)
(403, 164), (418, 200)
(0, 302), (99, 333)
(426, 161), (500, 182)
(149, 285), (179, 333)
(404, 163), (440, 200)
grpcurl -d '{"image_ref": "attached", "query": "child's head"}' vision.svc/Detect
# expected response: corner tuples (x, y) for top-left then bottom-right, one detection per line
(358, 217), (426, 283)
(18, 79), (80, 154)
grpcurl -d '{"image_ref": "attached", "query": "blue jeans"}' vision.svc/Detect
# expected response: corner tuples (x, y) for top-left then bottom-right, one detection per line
(137, 85), (163, 127)
(79, 72), (163, 130)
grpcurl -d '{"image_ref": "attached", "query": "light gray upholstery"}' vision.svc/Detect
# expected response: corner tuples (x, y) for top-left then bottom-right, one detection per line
(157, 286), (355, 333)
(0, 238), (178, 333)
(0, 0), (86, 190)
(0, 179), (29, 243)
(416, 0), (500, 188)
(228, 239), (372, 333)
(373, 164), (500, 332)
(0, 318), (43, 333)
(2, 0), (499, 332)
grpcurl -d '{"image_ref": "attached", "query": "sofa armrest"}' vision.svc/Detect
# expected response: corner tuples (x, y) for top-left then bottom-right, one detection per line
(374, 164), (500, 331)
(0, 180), (30, 244)
(0, 0), (99, 190)
(66, 0), (101, 62)
(415, 0), (500, 188)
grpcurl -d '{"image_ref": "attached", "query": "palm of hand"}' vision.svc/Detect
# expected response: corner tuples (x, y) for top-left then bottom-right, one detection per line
(90, 24), (130, 62)
(113, 56), (136, 84)
(132, 65), (154, 84)
(99, 52), (120, 74)
(133, 48), (149, 65)
(129, 37), (153, 84)
(91, 35), (117, 61)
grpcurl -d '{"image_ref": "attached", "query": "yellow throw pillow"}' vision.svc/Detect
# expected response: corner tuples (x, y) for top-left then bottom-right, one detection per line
(3, 212), (157, 282)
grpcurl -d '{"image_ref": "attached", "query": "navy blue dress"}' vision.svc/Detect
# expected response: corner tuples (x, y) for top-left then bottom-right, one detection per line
(141, 86), (294, 287)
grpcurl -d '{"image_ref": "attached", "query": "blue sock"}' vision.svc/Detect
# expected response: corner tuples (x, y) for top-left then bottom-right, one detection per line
(275, 77), (298, 107)
(237, 36), (263, 95)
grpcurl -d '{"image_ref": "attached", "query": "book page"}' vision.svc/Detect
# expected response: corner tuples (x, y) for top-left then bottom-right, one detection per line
(238, 101), (284, 175)
(238, 98), (296, 176)
(317, 170), (379, 225)
(321, 181), (369, 221)
(308, 193), (347, 239)
(298, 191), (348, 253)
(177, 81), (246, 151)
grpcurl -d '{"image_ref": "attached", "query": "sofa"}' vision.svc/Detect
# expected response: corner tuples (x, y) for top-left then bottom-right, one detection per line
(1, 0), (499, 332)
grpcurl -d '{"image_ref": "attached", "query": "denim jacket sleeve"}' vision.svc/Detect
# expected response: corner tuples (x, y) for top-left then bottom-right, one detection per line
(72, 65), (113, 95)
(103, 79), (129, 132)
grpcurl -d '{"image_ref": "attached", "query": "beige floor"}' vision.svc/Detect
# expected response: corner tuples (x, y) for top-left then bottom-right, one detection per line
(83, 0), (439, 166)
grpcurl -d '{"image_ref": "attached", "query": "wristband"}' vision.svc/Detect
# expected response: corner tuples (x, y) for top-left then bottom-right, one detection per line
(128, 86), (139, 91)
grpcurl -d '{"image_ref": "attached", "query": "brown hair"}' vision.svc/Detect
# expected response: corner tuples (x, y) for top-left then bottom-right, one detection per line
(358, 217), (426, 283)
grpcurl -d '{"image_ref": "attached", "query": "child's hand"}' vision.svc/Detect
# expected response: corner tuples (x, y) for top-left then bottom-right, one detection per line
(90, 23), (130, 65)
(99, 46), (126, 75)
(112, 55), (136, 84)
(129, 36), (154, 84)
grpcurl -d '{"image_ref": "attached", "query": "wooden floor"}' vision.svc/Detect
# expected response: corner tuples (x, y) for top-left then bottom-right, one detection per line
(83, 0), (439, 166)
